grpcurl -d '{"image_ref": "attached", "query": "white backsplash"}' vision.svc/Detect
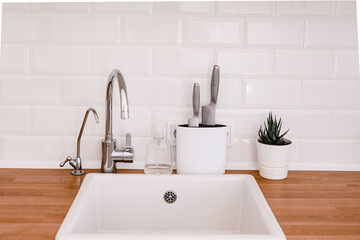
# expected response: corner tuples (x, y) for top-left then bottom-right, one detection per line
(0, 1), (359, 170)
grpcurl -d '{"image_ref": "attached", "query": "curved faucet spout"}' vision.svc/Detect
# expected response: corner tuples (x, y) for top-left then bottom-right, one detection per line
(105, 69), (129, 141)
(102, 69), (134, 173)
(60, 107), (99, 176)
(77, 108), (99, 158)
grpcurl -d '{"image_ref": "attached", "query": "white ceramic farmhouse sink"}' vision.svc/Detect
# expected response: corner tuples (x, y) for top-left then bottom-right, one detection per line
(56, 174), (285, 240)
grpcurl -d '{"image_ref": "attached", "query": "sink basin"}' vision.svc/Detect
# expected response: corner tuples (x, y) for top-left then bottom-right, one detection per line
(56, 174), (285, 240)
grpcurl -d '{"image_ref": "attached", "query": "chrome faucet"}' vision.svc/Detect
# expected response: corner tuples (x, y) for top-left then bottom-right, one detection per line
(60, 108), (99, 175)
(101, 69), (134, 173)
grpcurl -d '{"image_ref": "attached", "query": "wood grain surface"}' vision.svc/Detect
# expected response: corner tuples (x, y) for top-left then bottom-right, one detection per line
(0, 169), (359, 240)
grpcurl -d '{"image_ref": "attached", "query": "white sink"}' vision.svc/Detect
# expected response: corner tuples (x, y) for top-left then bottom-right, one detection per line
(56, 174), (285, 240)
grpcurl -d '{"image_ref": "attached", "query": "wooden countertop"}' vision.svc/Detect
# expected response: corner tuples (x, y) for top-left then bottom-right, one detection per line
(0, 169), (359, 240)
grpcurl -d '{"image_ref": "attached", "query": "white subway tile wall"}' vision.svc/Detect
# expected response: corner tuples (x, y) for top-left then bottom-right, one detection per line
(300, 139), (359, 163)
(92, 46), (152, 76)
(30, 46), (91, 75)
(302, 80), (360, 109)
(0, 76), (59, 105)
(334, 50), (360, 78)
(0, 106), (29, 135)
(59, 77), (105, 106)
(2, 3), (28, 13)
(216, 49), (273, 76)
(155, 2), (213, 16)
(243, 79), (301, 108)
(60, 16), (120, 44)
(91, 2), (152, 15)
(153, 47), (212, 76)
(336, 1), (357, 18)
(0, 1), (359, 170)
(28, 3), (90, 14)
(0, 45), (29, 74)
(275, 49), (334, 78)
(2, 14), (59, 44)
(1, 136), (60, 161)
(305, 20), (357, 48)
(30, 107), (90, 136)
(245, 19), (304, 47)
(216, 2), (275, 16)
(331, 111), (360, 137)
(123, 17), (181, 45)
(276, 1), (335, 17)
(183, 19), (243, 45)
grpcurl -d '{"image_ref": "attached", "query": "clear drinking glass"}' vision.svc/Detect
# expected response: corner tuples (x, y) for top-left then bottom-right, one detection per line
(144, 137), (172, 174)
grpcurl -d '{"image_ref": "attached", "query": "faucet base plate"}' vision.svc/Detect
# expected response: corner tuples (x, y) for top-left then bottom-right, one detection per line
(71, 170), (85, 176)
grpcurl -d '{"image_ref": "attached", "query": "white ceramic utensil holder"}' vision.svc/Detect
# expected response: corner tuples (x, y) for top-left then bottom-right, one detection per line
(176, 124), (227, 174)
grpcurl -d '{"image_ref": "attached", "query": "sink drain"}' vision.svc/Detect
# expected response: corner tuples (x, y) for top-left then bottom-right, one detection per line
(164, 190), (177, 204)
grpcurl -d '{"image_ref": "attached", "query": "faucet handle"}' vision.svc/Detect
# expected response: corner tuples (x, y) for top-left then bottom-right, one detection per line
(60, 156), (73, 167)
(60, 156), (84, 176)
(125, 133), (132, 147)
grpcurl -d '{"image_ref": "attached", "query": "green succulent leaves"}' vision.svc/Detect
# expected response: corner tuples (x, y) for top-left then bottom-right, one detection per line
(258, 112), (290, 146)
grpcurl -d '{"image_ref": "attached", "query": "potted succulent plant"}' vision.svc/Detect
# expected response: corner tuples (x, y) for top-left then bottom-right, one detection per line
(257, 112), (291, 180)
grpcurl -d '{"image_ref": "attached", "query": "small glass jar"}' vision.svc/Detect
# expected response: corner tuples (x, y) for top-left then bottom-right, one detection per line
(144, 137), (172, 174)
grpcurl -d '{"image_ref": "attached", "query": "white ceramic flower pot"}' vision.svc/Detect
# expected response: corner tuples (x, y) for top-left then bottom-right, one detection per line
(256, 140), (292, 180)
(176, 124), (227, 174)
